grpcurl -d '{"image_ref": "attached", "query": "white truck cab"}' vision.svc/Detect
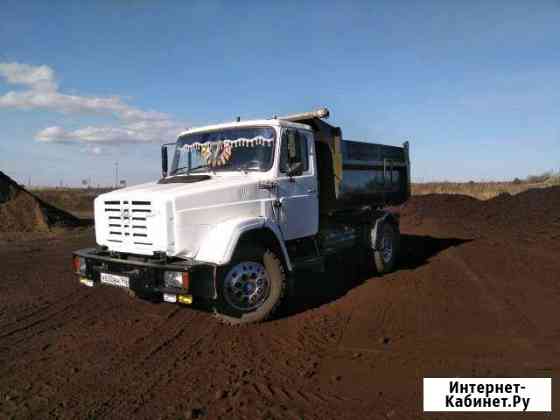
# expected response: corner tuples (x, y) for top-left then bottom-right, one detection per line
(74, 108), (410, 323)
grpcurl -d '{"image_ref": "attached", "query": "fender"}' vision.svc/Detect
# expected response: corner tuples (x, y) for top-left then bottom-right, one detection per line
(195, 216), (293, 270)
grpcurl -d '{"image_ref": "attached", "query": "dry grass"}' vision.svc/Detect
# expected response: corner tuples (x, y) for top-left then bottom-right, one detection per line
(413, 176), (560, 200)
(25, 175), (560, 205)
(30, 187), (112, 216)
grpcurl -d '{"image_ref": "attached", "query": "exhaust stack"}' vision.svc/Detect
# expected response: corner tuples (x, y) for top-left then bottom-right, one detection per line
(277, 107), (330, 122)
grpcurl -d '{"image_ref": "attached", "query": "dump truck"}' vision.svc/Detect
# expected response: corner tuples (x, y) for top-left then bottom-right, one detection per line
(73, 108), (411, 323)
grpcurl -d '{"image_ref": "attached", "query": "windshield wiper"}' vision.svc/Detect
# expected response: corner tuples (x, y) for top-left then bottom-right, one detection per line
(170, 164), (212, 176)
(188, 163), (212, 173)
(172, 166), (190, 175)
(173, 162), (260, 175)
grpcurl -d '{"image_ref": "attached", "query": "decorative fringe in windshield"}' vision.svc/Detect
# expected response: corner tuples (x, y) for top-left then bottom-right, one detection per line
(181, 136), (274, 151)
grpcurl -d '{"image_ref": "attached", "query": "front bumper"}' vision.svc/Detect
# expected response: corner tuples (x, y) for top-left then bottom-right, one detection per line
(72, 247), (217, 302)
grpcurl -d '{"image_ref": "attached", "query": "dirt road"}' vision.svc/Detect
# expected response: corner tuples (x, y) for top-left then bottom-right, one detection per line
(1, 189), (559, 419)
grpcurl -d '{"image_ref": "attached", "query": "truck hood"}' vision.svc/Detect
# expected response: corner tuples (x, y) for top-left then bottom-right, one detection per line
(104, 174), (256, 200)
(99, 173), (273, 211)
(94, 173), (273, 258)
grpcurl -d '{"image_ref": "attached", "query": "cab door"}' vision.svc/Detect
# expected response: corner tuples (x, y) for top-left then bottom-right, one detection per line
(277, 129), (319, 240)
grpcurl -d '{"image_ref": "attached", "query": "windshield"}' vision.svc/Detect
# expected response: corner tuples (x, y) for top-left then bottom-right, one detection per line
(171, 126), (276, 175)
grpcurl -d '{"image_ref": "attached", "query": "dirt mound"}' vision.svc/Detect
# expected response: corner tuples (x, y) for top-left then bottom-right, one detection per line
(33, 188), (110, 215)
(483, 186), (560, 232)
(0, 171), (20, 204)
(401, 186), (560, 241)
(0, 171), (81, 232)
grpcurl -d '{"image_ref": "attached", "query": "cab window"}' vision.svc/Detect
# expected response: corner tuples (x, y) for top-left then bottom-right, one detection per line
(280, 129), (309, 174)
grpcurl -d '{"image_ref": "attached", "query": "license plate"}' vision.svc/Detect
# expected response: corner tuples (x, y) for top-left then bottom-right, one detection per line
(100, 272), (130, 288)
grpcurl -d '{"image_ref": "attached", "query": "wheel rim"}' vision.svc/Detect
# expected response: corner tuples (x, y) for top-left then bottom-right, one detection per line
(223, 261), (270, 311)
(381, 226), (393, 263)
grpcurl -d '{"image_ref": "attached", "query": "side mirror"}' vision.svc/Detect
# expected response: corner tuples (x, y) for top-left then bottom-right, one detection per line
(161, 142), (176, 178)
(161, 145), (169, 177)
(286, 161), (303, 177)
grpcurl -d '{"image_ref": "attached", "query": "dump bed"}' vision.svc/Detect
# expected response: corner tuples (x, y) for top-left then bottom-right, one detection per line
(337, 139), (410, 210)
(279, 108), (411, 214)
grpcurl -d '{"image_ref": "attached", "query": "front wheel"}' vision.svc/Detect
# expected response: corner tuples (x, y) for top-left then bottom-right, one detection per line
(373, 222), (400, 274)
(213, 246), (286, 324)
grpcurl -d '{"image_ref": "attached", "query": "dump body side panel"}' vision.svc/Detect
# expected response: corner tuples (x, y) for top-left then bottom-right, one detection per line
(279, 114), (410, 213)
(337, 139), (410, 209)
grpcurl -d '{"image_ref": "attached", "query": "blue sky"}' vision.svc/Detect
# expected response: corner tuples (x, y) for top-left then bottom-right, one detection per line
(1, 0), (559, 186)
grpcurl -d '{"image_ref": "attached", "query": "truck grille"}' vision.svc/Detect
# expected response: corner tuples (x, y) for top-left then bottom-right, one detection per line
(104, 200), (154, 246)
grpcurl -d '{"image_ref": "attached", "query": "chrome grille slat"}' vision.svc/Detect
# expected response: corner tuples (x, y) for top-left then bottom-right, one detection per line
(104, 199), (154, 247)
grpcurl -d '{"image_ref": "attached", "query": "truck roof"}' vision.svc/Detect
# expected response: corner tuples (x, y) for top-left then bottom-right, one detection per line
(178, 118), (312, 138)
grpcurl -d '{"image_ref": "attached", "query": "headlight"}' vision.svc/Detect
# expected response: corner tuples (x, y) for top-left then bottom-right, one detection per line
(164, 271), (189, 289)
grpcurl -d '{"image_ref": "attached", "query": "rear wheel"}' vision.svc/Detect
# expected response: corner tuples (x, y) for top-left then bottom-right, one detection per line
(214, 246), (286, 324)
(373, 222), (400, 273)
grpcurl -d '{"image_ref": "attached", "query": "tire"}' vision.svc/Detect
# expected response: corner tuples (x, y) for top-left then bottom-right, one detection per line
(213, 245), (286, 324)
(373, 222), (400, 274)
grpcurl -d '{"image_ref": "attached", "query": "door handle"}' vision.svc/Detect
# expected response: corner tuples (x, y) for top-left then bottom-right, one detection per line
(307, 188), (317, 194)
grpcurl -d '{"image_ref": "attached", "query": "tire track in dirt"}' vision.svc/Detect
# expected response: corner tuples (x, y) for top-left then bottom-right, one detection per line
(126, 321), (223, 416)
(250, 381), (354, 408)
(30, 307), (189, 418)
(0, 291), (92, 343)
(81, 308), (220, 418)
(239, 313), (364, 417)
(444, 245), (547, 339)
(0, 284), (84, 328)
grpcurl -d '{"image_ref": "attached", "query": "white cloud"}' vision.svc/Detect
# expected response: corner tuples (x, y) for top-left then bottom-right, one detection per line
(35, 119), (183, 144)
(0, 89), (169, 122)
(0, 62), (58, 91)
(0, 62), (188, 145)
